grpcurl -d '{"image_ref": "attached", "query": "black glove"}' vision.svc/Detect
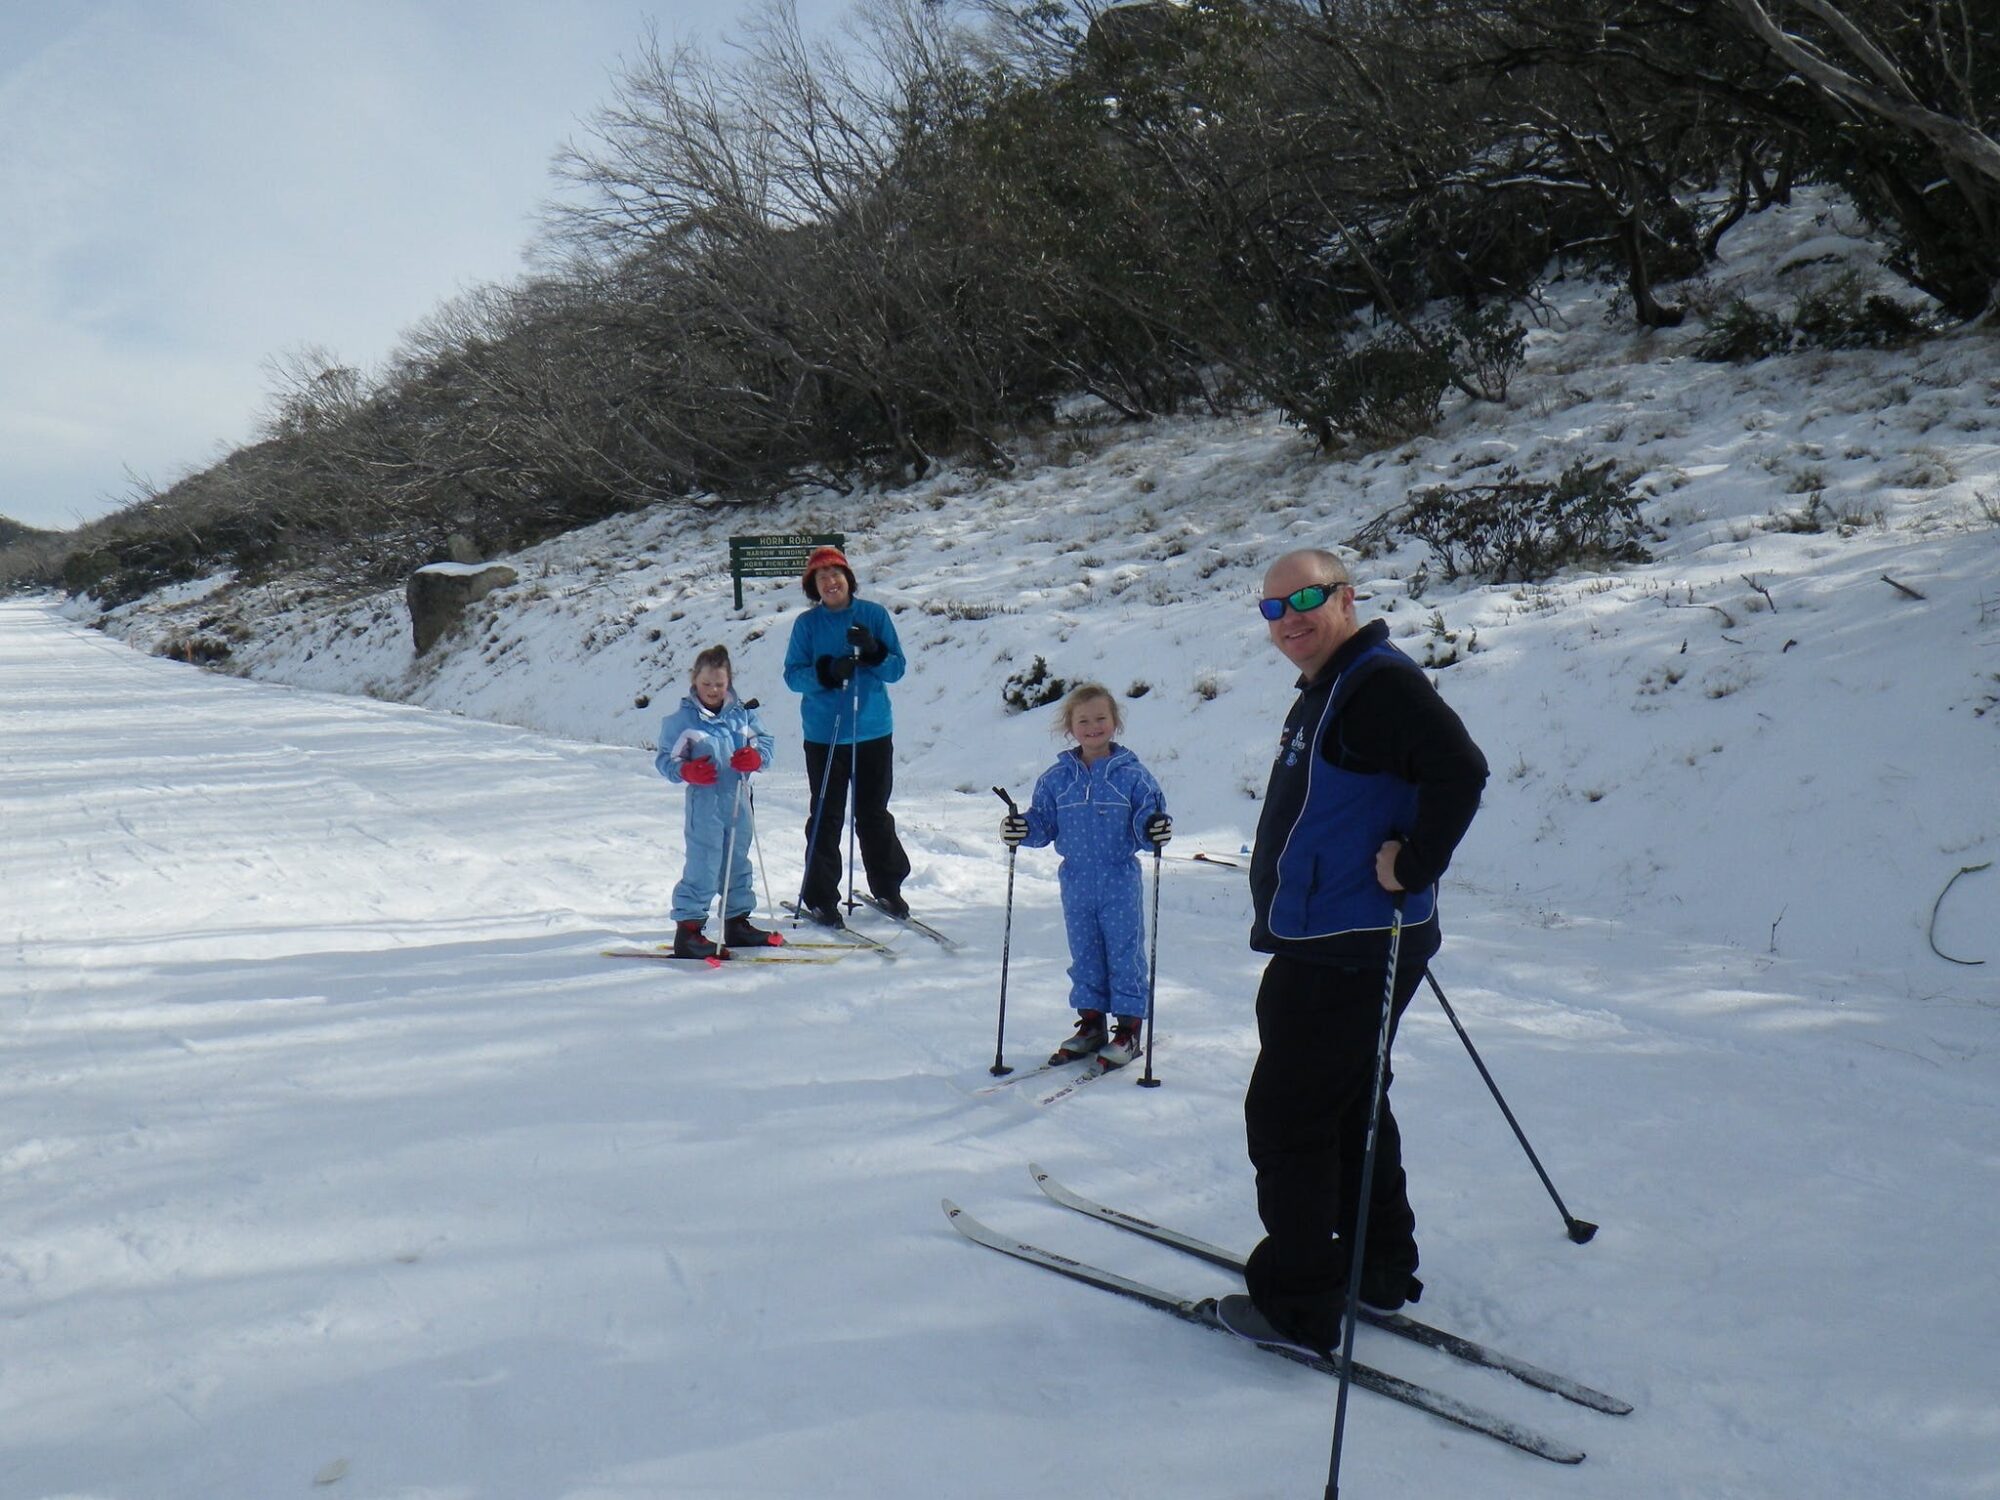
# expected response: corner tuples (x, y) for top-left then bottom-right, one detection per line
(1144, 812), (1173, 848)
(846, 622), (888, 666)
(815, 654), (857, 689)
(1001, 813), (1029, 848)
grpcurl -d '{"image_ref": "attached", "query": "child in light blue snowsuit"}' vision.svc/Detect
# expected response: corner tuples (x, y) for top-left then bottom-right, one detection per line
(655, 645), (778, 958)
(1007, 683), (1171, 1068)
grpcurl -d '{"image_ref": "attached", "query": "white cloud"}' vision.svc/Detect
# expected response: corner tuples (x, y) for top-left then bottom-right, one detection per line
(0, 0), (845, 531)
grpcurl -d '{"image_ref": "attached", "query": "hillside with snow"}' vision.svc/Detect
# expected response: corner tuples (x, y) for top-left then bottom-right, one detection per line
(10, 190), (1997, 1497)
(88, 190), (2000, 979)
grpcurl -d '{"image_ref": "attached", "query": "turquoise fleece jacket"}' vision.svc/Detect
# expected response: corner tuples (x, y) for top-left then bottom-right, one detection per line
(782, 597), (905, 745)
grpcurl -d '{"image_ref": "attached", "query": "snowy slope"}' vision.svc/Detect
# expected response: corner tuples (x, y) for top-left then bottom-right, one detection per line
(85, 191), (2000, 980)
(11, 190), (1998, 1498)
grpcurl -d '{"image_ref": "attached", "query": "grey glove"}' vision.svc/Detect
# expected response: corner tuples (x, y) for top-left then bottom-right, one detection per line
(1001, 813), (1029, 848)
(1144, 812), (1173, 848)
(815, 654), (857, 689)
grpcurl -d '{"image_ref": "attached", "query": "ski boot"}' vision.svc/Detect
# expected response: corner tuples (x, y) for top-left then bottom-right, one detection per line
(673, 920), (725, 961)
(1097, 1016), (1144, 1070)
(724, 913), (782, 948)
(1049, 1010), (1107, 1066)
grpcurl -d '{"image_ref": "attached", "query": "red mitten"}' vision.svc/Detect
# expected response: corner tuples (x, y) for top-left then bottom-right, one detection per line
(681, 756), (718, 786)
(729, 746), (763, 774)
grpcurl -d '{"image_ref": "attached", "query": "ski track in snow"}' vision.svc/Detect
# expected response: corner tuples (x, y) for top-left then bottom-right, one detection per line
(7, 192), (2000, 1498)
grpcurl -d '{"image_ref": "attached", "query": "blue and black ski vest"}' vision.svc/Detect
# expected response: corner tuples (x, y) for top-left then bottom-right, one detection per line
(1249, 633), (1439, 965)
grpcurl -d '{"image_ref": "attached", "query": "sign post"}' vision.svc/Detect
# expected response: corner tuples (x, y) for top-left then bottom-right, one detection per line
(729, 533), (846, 610)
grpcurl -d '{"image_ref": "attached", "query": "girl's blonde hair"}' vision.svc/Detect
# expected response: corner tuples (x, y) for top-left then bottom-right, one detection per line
(689, 644), (733, 688)
(1055, 681), (1121, 739)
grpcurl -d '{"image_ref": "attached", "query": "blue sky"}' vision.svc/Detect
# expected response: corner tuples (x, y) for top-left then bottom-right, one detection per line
(0, 1), (849, 532)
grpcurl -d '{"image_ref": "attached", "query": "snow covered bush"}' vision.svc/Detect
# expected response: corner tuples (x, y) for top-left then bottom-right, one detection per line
(1271, 327), (1451, 450)
(1000, 655), (1069, 713)
(1693, 298), (1788, 363)
(1418, 610), (1478, 668)
(923, 598), (1016, 621)
(1791, 272), (1928, 351)
(1697, 276), (1929, 364)
(1402, 459), (1651, 584)
(1444, 304), (1529, 402)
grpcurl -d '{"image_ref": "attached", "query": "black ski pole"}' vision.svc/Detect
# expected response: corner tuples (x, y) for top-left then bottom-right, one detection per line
(1136, 843), (1164, 1088)
(843, 645), (862, 911)
(1325, 895), (1405, 1500)
(1426, 970), (1599, 1244)
(989, 787), (1020, 1076)
(794, 703), (845, 926)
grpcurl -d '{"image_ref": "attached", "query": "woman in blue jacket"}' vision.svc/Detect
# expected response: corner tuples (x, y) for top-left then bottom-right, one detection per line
(655, 645), (778, 958)
(783, 545), (912, 926)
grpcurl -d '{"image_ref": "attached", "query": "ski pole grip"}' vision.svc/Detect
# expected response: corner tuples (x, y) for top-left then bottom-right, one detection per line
(993, 786), (1018, 814)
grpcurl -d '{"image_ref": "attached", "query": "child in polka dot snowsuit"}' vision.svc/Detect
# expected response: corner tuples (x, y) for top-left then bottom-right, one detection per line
(1002, 684), (1172, 1069)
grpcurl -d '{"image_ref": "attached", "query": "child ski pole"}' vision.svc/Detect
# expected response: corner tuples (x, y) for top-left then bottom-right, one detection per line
(990, 786), (1021, 1077)
(748, 785), (776, 926)
(715, 766), (749, 952)
(735, 698), (777, 928)
(1136, 843), (1164, 1088)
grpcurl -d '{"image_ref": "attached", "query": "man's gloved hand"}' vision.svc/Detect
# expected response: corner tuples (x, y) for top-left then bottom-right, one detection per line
(815, 654), (858, 689)
(1001, 813), (1029, 848)
(1144, 812), (1173, 848)
(681, 756), (718, 786)
(845, 622), (888, 665)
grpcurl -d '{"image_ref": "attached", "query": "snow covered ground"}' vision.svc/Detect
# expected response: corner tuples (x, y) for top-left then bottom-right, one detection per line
(8, 192), (1999, 1497)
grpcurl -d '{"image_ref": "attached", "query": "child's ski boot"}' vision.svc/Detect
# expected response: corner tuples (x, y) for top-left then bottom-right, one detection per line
(1049, 1009), (1107, 1065)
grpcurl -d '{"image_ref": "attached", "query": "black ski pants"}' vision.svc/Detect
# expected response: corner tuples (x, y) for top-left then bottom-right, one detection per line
(1242, 951), (1427, 1353)
(800, 734), (911, 910)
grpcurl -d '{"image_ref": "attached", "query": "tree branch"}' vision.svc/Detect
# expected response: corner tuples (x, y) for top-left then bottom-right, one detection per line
(1725, 0), (2000, 193)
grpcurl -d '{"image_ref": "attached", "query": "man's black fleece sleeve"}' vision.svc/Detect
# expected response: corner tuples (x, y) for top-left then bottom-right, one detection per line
(1322, 668), (1489, 892)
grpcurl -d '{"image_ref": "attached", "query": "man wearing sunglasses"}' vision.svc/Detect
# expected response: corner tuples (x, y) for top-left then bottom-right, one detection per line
(1234, 547), (1488, 1359)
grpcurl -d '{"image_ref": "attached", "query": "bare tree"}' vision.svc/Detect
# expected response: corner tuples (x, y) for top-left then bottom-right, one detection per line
(255, 345), (368, 441)
(1438, 0), (1998, 316)
(1726, 0), (1999, 313)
